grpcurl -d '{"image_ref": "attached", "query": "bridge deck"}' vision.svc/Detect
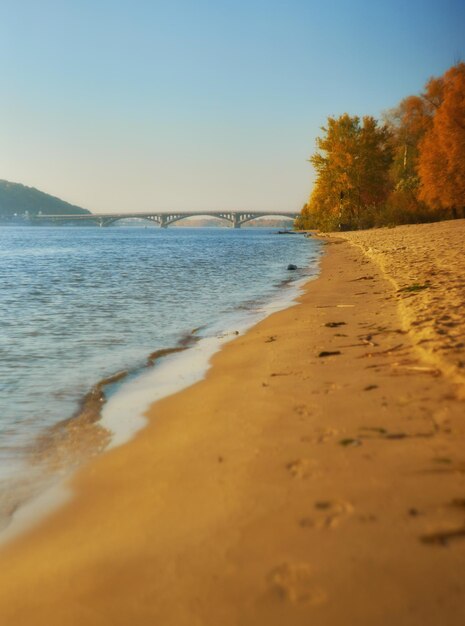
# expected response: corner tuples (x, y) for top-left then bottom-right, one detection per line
(36, 211), (298, 218)
(34, 211), (298, 228)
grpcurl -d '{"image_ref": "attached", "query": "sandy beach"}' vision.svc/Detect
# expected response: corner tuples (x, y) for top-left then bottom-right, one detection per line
(342, 221), (465, 393)
(1, 220), (465, 626)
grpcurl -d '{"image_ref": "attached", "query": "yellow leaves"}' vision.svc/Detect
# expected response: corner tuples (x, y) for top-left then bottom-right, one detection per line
(306, 114), (393, 229)
(298, 62), (465, 232)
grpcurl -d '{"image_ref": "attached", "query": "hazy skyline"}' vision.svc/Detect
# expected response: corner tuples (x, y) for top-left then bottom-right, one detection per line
(1, 0), (464, 214)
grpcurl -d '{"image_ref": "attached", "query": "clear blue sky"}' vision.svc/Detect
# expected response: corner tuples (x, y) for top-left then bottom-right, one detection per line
(1, 0), (464, 213)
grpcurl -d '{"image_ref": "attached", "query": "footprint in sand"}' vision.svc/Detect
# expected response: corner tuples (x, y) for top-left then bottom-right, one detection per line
(293, 404), (312, 418)
(305, 427), (339, 444)
(300, 499), (354, 530)
(267, 563), (327, 606)
(431, 406), (451, 432)
(286, 458), (318, 479)
(417, 498), (465, 546)
(420, 526), (465, 546)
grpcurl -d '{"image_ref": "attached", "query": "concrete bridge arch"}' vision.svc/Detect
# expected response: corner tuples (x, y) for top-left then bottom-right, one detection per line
(35, 210), (299, 228)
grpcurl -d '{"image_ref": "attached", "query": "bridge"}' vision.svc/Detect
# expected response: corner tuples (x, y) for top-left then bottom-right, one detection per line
(35, 211), (299, 229)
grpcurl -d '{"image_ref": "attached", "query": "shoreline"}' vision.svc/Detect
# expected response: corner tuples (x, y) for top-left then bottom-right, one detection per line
(0, 226), (317, 530)
(0, 258), (320, 545)
(1, 222), (465, 625)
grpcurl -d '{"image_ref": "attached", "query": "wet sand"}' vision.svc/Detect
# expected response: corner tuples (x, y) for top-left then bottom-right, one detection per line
(1, 221), (465, 625)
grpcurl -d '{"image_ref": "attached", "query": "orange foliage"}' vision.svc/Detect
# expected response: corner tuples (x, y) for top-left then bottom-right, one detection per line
(297, 62), (465, 232)
(307, 114), (392, 229)
(385, 95), (431, 190)
(418, 63), (465, 214)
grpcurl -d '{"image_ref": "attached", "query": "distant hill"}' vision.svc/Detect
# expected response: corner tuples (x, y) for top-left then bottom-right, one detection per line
(0, 180), (91, 220)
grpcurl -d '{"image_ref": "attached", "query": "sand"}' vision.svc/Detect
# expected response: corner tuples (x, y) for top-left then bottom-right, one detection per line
(1, 220), (465, 625)
(341, 221), (465, 392)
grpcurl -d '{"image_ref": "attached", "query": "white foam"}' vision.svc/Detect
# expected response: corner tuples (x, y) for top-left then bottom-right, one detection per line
(100, 336), (223, 448)
(100, 273), (315, 448)
(0, 481), (72, 546)
(0, 270), (318, 543)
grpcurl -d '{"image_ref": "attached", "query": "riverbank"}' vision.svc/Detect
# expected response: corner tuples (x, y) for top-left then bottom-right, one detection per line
(1, 221), (465, 625)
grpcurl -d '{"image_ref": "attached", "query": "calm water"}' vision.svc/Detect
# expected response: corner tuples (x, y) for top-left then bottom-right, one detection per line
(0, 226), (321, 523)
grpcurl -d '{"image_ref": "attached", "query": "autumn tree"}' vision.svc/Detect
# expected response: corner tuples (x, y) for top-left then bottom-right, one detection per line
(301, 114), (392, 230)
(385, 72), (444, 193)
(418, 63), (465, 216)
(381, 95), (432, 222)
(297, 62), (465, 232)
(385, 95), (430, 192)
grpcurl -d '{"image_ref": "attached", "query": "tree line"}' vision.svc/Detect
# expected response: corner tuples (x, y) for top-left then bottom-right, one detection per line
(296, 62), (465, 231)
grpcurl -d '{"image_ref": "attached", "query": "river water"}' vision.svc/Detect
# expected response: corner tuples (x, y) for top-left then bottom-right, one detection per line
(0, 226), (321, 533)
